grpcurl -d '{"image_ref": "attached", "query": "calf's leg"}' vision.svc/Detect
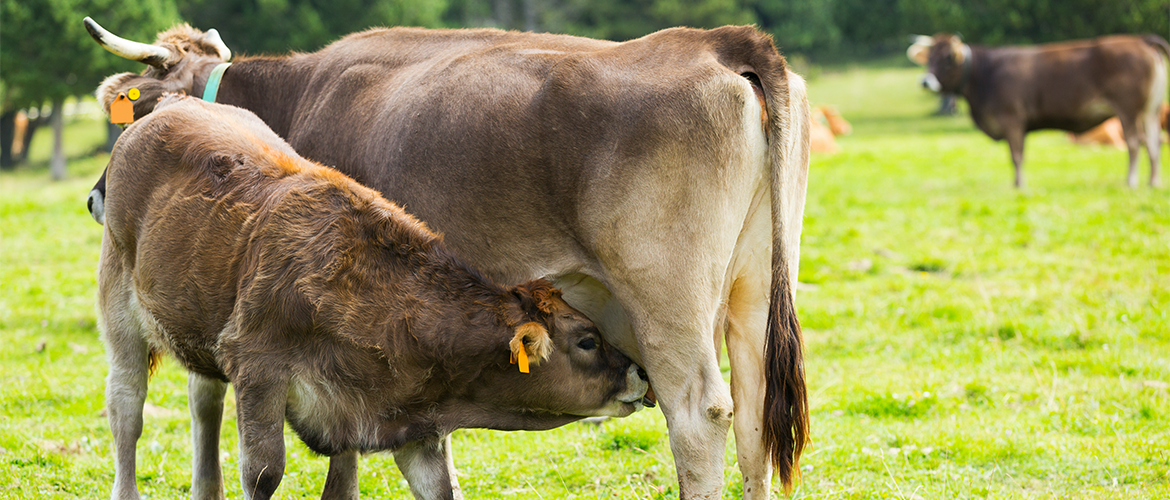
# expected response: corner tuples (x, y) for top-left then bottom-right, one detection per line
(322, 449), (360, 500)
(103, 323), (150, 500)
(98, 253), (149, 500)
(234, 373), (289, 500)
(189, 373), (228, 500)
(393, 435), (455, 500)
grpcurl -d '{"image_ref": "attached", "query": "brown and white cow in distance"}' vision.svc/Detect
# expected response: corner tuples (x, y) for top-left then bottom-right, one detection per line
(909, 33), (1170, 188)
(98, 95), (649, 500)
(85, 18), (812, 498)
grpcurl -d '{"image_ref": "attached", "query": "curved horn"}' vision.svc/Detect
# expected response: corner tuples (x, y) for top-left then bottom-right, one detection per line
(203, 28), (232, 61)
(83, 17), (171, 68)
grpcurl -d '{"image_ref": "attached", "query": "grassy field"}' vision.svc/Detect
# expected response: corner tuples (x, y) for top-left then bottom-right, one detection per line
(2, 64), (1168, 499)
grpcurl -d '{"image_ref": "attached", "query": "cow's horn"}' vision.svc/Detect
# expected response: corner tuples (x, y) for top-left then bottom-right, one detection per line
(909, 35), (933, 48)
(83, 17), (171, 68)
(203, 28), (232, 61)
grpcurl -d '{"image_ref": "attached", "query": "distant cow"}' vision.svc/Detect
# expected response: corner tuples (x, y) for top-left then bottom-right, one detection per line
(911, 33), (1169, 188)
(97, 95), (649, 500)
(84, 18), (812, 497)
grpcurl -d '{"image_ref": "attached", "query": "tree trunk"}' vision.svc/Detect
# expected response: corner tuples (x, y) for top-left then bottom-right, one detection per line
(105, 121), (122, 152)
(493, 0), (513, 29)
(19, 112), (43, 165)
(49, 97), (66, 181)
(0, 109), (14, 170)
(523, 0), (537, 32)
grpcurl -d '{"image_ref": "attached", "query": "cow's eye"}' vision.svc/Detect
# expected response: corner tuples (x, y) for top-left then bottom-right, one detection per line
(577, 337), (597, 350)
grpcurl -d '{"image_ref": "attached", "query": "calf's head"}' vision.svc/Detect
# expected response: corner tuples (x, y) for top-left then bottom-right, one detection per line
(484, 280), (648, 421)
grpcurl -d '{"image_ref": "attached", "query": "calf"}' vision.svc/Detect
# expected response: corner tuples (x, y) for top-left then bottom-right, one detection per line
(914, 33), (1169, 188)
(97, 95), (648, 500)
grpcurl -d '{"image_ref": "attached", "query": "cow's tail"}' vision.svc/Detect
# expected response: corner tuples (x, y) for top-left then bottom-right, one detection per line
(712, 25), (811, 492)
(1144, 35), (1170, 106)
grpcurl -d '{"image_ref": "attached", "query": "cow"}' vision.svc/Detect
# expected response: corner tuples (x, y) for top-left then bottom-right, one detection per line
(98, 94), (649, 500)
(84, 18), (812, 498)
(909, 33), (1169, 188)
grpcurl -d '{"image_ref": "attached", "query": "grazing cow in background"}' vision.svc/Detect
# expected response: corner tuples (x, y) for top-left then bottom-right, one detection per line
(98, 95), (649, 500)
(910, 33), (1169, 188)
(83, 18), (812, 498)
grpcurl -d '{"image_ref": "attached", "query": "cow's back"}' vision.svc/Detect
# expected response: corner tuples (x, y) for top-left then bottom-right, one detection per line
(279, 26), (781, 284)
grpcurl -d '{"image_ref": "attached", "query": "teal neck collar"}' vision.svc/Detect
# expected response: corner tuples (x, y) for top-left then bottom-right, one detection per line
(202, 63), (232, 103)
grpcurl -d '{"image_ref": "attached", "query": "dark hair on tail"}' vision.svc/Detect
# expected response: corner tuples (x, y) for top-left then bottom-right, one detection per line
(763, 265), (808, 492)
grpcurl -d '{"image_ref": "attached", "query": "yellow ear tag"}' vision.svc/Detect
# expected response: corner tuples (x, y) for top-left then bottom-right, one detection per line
(127, 88), (140, 100)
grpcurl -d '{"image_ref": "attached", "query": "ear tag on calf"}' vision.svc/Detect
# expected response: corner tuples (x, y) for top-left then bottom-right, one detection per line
(110, 93), (134, 124)
(510, 347), (530, 373)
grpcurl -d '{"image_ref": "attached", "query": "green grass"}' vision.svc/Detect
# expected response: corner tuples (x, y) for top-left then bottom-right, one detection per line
(2, 67), (1169, 498)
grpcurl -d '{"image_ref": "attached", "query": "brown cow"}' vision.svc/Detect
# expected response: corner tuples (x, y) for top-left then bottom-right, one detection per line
(83, 18), (812, 498)
(912, 33), (1169, 188)
(97, 95), (648, 500)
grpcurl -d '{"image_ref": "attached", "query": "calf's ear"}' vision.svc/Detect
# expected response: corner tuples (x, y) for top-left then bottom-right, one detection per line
(509, 322), (553, 373)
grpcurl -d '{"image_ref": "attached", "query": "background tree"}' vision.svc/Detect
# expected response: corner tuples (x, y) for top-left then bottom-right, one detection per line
(178, 0), (449, 55)
(1, 0), (179, 177)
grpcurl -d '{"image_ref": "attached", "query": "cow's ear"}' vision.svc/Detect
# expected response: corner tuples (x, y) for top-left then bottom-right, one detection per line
(509, 322), (553, 373)
(96, 72), (182, 120)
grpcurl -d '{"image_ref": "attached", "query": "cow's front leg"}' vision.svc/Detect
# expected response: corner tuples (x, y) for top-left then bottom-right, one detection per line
(234, 371), (289, 500)
(392, 435), (455, 500)
(190, 373), (228, 500)
(321, 449), (360, 500)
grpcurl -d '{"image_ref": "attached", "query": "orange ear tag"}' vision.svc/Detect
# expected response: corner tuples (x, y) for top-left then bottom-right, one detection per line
(510, 348), (530, 373)
(110, 93), (134, 124)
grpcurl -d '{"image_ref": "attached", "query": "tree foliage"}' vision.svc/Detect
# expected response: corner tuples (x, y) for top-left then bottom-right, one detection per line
(178, 0), (449, 55)
(1, 0), (180, 109)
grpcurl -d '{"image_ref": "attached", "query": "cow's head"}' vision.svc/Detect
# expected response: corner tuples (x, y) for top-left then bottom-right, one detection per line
(84, 17), (230, 120)
(912, 33), (969, 93)
(481, 280), (649, 421)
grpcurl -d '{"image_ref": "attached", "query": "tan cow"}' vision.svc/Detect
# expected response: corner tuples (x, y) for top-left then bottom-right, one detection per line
(97, 95), (648, 500)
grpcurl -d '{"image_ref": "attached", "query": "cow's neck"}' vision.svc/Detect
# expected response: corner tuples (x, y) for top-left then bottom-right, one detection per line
(213, 55), (315, 139)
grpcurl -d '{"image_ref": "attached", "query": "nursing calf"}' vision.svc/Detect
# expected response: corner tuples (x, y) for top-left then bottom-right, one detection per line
(97, 95), (648, 500)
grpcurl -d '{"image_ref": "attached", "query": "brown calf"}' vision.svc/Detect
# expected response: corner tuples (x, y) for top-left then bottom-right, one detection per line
(97, 95), (648, 500)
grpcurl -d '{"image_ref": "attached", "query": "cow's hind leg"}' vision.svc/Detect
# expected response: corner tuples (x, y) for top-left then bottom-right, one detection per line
(321, 449), (360, 500)
(1119, 113), (1144, 188)
(1143, 111), (1162, 188)
(189, 373), (228, 500)
(608, 280), (730, 499)
(1006, 128), (1027, 188)
(392, 435), (455, 500)
(725, 204), (778, 499)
